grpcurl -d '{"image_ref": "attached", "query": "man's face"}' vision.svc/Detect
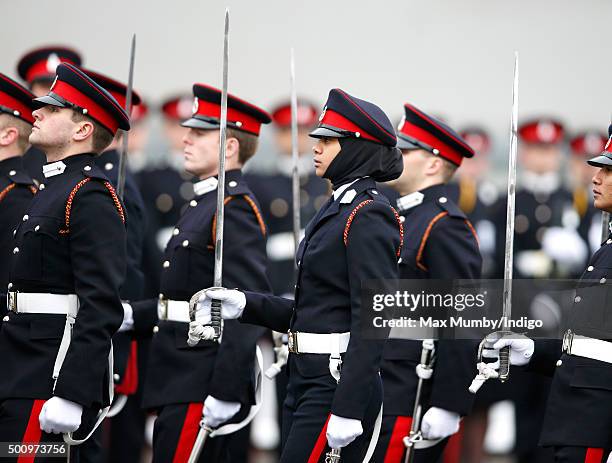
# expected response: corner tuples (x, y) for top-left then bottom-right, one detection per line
(274, 126), (315, 156)
(519, 143), (562, 174)
(163, 119), (189, 152)
(592, 166), (612, 212)
(182, 128), (220, 178)
(29, 105), (76, 150)
(311, 137), (341, 177)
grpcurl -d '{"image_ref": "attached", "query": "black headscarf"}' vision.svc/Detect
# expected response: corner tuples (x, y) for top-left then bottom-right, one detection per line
(323, 138), (404, 188)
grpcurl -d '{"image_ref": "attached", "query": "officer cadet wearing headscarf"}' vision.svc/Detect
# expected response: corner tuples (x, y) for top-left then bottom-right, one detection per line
(0, 63), (128, 458)
(485, 127), (612, 462)
(16, 46), (83, 183)
(372, 104), (482, 463)
(191, 88), (404, 462)
(128, 83), (272, 462)
(0, 74), (37, 318)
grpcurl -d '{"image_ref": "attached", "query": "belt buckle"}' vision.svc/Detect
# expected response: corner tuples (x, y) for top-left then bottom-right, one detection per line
(562, 329), (574, 354)
(158, 296), (168, 320)
(7, 291), (17, 313)
(288, 331), (299, 354)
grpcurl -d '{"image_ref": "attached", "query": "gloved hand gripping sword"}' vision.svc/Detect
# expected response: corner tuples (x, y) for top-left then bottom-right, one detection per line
(186, 9), (230, 462)
(470, 52), (519, 394)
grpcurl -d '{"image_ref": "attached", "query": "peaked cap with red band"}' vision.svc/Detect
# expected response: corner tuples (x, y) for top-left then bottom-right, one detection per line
(33, 63), (130, 135)
(271, 99), (318, 127)
(570, 130), (607, 157)
(587, 124), (612, 168)
(17, 46), (82, 85)
(310, 88), (397, 147)
(518, 118), (565, 145)
(397, 103), (474, 166)
(459, 127), (491, 154)
(161, 94), (193, 120)
(182, 84), (271, 136)
(0, 73), (36, 125)
(81, 68), (142, 111)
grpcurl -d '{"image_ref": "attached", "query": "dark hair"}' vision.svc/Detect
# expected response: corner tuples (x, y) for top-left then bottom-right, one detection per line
(70, 111), (114, 154)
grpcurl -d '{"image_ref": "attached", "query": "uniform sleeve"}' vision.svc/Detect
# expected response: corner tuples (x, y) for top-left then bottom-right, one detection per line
(425, 216), (482, 415)
(53, 182), (126, 407)
(241, 291), (293, 332)
(332, 203), (399, 420)
(131, 297), (158, 335)
(527, 339), (562, 377)
(208, 196), (271, 404)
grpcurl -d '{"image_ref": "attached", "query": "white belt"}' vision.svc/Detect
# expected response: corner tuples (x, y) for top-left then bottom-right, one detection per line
(7, 292), (79, 317)
(563, 330), (612, 364)
(157, 298), (190, 323)
(287, 331), (350, 355)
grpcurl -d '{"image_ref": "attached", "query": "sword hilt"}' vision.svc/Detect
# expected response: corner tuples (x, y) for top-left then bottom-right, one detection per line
(210, 298), (222, 341)
(498, 345), (510, 381)
(325, 448), (341, 463)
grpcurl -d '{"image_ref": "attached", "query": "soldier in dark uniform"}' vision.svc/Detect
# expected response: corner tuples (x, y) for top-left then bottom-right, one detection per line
(372, 103), (482, 463)
(0, 74), (37, 318)
(135, 94), (195, 298)
(491, 118), (584, 463)
(0, 63), (129, 461)
(191, 88), (404, 462)
(16, 46), (83, 183)
(569, 130), (608, 257)
(80, 68), (149, 463)
(484, 128), (612, 462)
(129, 83), (272, 462)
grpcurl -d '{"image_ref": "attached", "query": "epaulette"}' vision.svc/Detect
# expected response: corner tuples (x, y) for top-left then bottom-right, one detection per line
(59, 166), (125, 234)
(435, 194), (467, 219)
(8, 170), (36, 188)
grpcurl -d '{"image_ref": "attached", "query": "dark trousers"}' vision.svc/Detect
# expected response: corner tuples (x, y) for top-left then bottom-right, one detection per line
(372, 415), (448, 463)
(280, 370), (382, 463)
(0, 398), (74, 462)
(152, 403), (229, 463)
(553, 446), (610, 463)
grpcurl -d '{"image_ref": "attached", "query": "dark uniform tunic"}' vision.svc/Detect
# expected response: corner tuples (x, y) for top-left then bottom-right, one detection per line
(240, 177), (402, 462)
(526, 234), (612, 453)
(245, 167), (329, 296)
(373, 183), (482, 463)
(0, 153), (126, 419)
(0, 156), (36, 313)
(136, 169), (269, 462)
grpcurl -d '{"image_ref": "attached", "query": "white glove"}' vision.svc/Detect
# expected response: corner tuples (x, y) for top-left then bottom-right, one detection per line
(421, 407), (460, 440)
(39, 396), (83, 434)
(542, 226), (587, 268)
(482, 332), (534, 366)
(118, 302), (134, 332)
(326, 414), (363, 449)
(203, 396), (241, 428)
(194, 288), (246, 323)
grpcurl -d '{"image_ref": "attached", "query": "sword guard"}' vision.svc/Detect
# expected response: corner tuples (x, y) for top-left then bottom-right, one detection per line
(325, 448), (341, 463)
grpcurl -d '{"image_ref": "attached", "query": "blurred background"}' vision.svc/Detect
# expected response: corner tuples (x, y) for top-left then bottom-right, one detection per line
(5, 1), (612, 462)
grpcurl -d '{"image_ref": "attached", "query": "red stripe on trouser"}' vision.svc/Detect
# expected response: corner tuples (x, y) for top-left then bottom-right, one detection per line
(442, 421), (464, 463)
(585, 448), (604, 463)
(18, 399), (45, 463)
(172, 403), (204, 463)
(307, 414), (332, 463)
(115, 340), (139, 395)
(384, 416), (413, 463)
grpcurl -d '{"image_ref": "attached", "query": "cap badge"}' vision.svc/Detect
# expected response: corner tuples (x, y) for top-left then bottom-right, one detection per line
(536, 121), (556, 143)
(178, 97), (193, 119)
(605, 135), (612, 151)
(584, 133), (604, 154)
(46, 53), (61, 73)
(49, 75), (58, 92)
(192, 97), (199, 115)
(397, 115), (406, 131)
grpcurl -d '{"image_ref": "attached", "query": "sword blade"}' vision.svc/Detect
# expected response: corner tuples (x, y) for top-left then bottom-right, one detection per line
(500, 51), (519, 380)
(187, 426), (209, 463)
(290, 48), (301, 260)
(117, 34), (136, 200)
